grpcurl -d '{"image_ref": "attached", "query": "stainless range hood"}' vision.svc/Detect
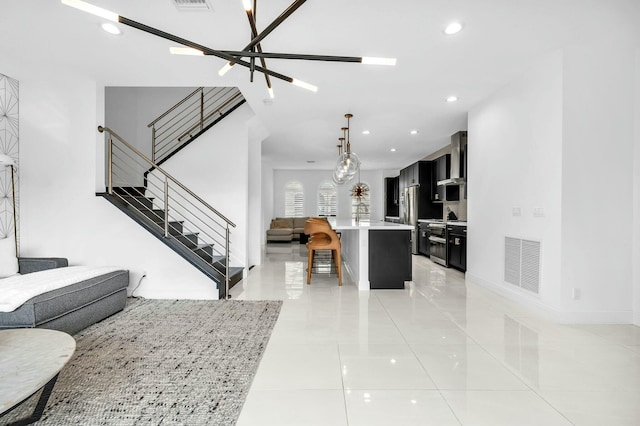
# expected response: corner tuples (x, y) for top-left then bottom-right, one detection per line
(437, 131), (467, 186)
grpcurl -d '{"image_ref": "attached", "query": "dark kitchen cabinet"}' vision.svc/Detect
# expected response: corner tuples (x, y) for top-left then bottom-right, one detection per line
(418, 222), (430, 256)
(433, 154), (460, 202)
(447, 225), (466, 272)
(369, 229), (412, 289)
(400, 161), (440, 219)
(385, 177), (399, 217)
(433, 155), (449, 202)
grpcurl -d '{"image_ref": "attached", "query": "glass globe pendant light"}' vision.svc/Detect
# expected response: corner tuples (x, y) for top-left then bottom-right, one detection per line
(335, 114), (360, 183)
(332, 138), (347, 185)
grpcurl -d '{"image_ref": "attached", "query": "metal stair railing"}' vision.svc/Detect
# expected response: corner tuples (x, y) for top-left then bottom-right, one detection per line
(147, 87), (244, 165)
(99, 126), (236, 298)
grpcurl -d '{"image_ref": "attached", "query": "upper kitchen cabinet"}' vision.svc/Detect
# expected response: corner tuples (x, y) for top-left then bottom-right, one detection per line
(433, 154), (459, 202)
(385, 177), (399, 217)
(400, 161), (439, 219)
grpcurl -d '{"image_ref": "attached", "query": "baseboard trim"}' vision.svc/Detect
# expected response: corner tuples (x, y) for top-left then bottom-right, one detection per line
(466, 272), (634, 324)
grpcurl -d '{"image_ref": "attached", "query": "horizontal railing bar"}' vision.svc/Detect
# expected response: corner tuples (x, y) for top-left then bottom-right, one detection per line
(148, 87), (203, 128)
(152, 87), (231, 134)
(176, 92), (244, 142)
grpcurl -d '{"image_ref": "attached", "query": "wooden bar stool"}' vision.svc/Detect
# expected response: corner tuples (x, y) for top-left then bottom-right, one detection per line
(304, 219), (342, 286)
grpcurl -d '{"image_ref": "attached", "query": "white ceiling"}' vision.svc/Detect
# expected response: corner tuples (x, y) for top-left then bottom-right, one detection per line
(1, 0), (638, 171)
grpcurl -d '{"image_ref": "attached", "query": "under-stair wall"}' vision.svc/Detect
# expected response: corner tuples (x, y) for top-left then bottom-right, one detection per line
(148, 102), (255, 270)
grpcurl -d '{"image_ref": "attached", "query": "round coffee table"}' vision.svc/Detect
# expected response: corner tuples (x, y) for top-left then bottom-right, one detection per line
(0, 328), (75, 425)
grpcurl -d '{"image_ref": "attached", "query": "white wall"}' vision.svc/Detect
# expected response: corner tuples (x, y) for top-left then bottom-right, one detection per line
(467, 50), (564, 315)
(561, 32), (635, 323)
(469, 31), (639, 323)
(15, 67), (220, 300)
(272, 169), (385, 222)
(248, 118), (269, 266)
(261, 162), (275, 244)
(151, 103), (255, 270)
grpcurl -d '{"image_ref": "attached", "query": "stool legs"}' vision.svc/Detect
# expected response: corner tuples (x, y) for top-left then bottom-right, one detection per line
(307, 248), (314, 285)
(333, 249), (342, 286)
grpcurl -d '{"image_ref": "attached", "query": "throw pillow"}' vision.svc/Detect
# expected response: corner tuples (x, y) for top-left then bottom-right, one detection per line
(0, 237), (18, 278)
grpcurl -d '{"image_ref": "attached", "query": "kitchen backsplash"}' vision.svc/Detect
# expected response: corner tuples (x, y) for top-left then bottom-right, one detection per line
(443, 199), (467, 221)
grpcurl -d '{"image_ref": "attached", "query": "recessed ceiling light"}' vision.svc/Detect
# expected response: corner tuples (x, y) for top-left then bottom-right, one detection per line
(101, 22), (121, 35)
(446, 95), (458, 102)
(390, 148), (397, 152)
(444, 21), (463, 35)
(362, 130), (370, 135)
(410, 130), (418, 135)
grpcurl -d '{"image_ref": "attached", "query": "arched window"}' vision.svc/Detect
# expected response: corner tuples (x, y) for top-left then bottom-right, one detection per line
(284, 181), (304, 217)
(317, 181), (337, 216)
(351, 181), (371, 221)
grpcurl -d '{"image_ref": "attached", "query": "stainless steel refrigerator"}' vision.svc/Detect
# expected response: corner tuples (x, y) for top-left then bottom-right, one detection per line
(402, 185), (419, 254)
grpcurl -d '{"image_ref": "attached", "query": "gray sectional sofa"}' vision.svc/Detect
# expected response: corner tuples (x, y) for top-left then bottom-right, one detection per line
(266, 217), (314, 242)
(0, 258), (129, 335)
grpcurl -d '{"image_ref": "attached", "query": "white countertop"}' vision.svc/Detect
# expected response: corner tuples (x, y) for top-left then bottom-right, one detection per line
(329, 219), (414, 231)
(417, 219), (468, 227)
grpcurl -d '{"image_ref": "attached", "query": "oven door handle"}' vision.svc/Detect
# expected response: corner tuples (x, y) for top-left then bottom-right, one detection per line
(429, 236), (446, 243)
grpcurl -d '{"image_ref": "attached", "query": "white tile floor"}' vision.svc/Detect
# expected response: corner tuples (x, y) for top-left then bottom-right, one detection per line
(231, 243), (640, 426)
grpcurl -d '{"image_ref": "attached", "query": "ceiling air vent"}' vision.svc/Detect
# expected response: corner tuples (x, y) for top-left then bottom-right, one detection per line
(171, 0), (213, 11)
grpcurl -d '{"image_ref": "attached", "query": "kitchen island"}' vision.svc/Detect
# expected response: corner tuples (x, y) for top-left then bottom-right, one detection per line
(329, 219), (414, 290)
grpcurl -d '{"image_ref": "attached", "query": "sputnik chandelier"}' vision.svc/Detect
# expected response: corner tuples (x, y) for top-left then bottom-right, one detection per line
(332, 113), (360, 186)
(61, 0), (396, 98)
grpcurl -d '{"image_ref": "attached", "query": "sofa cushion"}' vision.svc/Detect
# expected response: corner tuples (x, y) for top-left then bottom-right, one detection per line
(274, 218), (295, 228)
(292, 217), (308, 229)
(271, 219), (292, 229)
(266, 229), (293, 237)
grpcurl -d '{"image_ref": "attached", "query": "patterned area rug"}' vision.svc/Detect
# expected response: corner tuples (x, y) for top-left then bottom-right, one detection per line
(19, 298), (282, 425)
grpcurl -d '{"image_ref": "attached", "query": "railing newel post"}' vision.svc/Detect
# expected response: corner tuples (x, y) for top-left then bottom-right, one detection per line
(108, 136), (113, 195)
(200, 88), (204, 131)
(164, 177), (169, 238)
(225, 225), (230, 299)
(151, 126), (156, 163)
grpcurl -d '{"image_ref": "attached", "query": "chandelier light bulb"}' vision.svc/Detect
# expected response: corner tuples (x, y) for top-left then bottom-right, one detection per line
(61, 0), (119, 22)
(218, 62), (233, 76)
(361, 57), (397, 66)
(169, 47), (204, 56)
(291, 79), (318, 92)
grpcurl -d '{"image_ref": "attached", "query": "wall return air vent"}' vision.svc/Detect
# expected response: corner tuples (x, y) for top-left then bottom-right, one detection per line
(504, 237), (541, 294)
(171, 0), (213, 11)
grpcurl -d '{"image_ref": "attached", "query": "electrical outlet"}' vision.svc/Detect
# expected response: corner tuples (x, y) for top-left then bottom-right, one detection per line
(512, 207), (521, 216)
(533, 207), (545, 217)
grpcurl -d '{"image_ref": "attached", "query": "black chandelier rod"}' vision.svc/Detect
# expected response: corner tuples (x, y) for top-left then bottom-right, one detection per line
(220, 51), (364, 63)
(245, 7), (272, 88)
(243, 0), (307, 53)
(118, 16), (295, 83)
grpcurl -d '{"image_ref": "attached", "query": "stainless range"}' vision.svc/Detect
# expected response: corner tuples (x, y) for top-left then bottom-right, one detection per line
(427, 222), (447, 266)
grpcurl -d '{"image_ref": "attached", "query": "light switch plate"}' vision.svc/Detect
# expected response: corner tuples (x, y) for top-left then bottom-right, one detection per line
(512, 207), (521, 216)
(533, 207), (545, 217)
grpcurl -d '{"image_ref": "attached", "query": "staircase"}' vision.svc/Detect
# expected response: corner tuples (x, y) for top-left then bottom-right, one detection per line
(97, 88), (246, 299)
